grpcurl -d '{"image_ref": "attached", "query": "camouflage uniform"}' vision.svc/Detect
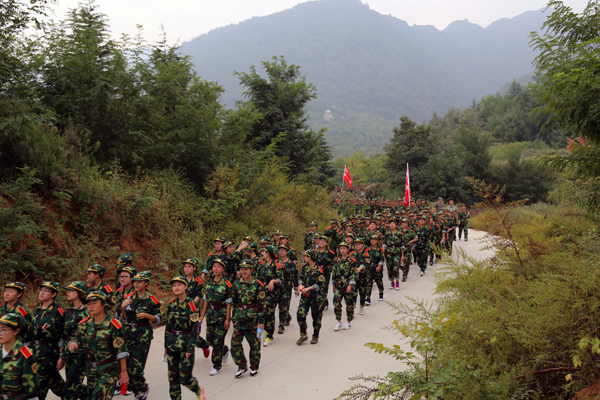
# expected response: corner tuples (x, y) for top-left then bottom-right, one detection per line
(383, 230), (402, 282)
(163, 277), (204, 400)
(255, 250), (284, 341)
(32, 282), (65, 400)
(331, 254), (357, 322)
(0, 298), (32, 345)
(114, 253), (133, 289)
(87, 264), (115, 310)
(365, 245), (385, 301)
(352, 243), (369, 307)
(414, 221), (433, 272)
(113, 285), (135, 320)
(202, 238), (226, 279)
(304, 222), (319, 251)
(72, 299), (129, 400)
(185, 275), (210, 352)
(61, 282), (89, 400)
(445, 214), (457, 255)
(0, 313), (39, 400)
(399, 227), (416, 280)
(230, 269), (266, 371)
(202, 276), (232, 371)
(276, 256), (298, 332)
(458, 210), (469, 240)
(315, 246), (336, 310)
(297, 260), (326, 340)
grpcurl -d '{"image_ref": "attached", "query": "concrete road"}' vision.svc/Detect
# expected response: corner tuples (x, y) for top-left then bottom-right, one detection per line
(48, 230), (491, 400)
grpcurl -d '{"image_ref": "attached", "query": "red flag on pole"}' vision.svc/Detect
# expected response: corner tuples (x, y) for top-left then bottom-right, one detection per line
(403, 164), (411, 207)
(343, 165), (353, 188)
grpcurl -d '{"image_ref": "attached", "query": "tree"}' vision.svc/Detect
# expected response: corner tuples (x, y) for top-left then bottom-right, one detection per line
(235, 56), (334, 182)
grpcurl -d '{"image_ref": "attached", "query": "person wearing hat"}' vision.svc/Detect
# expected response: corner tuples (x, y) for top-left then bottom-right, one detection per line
(0, 282), (32, 344)
(364, 235), (385, 304)
(222, 241), (241, 283)
(201, 237), (226, 281)
(230, 260), (266, 378)
(243, 243), (262, 278)
(0, 313), (39, 398)
(162, 276), (207, 400)
(332, 243), (357, 331)
(32, 281), (64, 399)
(120, 271), (161, 400)
(69, 291), (129, 399)
(279, 234), (298, 265)
(272, 230), (283, 247)
(458, 204), (470, 242)
(243, 236), (254, 244)
(324, 219), (341, 251)
(86, 264), (114, 309)
(256, 246), (283, 347)
(399, 219), (416, 282)
(60, 281), (89, 399)
(384, 219), (402, 290)
(296, 250), (326, 345)
(114, 266), (137, 322)
(304, 221), (319, 251)
(352, 238), (369, 315)
(409, 214), (433, 276)
(182, 258), (211, 360)
(342, 232), (355, 256)
(315, 235), (336, 312)
(430, 213), (444, 264)
(275, 244), (297, 334)
(114, 253), (133, 289)
(200, 259), (233, 376)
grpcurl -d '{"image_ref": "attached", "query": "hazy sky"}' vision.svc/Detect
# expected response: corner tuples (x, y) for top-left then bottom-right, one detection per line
(48, 0), (588, 44)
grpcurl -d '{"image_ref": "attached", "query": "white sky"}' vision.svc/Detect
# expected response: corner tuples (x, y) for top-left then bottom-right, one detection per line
(47, 0), (589, 44)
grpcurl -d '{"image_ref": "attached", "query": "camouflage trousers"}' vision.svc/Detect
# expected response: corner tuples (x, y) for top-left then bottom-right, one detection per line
(167, 349), (201, 400)
(365, 266), (384, 300)
(355, 272), (369, 307)
(297, 297), (322, 337)
(400, 253), (411, 278)
(386, 252), (401, 281)
(206, 321), (229, 370)
(414, 245), (429, 271)
(430, 239), (442, 262)
(333, 285), (356, 322)
(86, 361), (119, 400)
(458, 222), (468, 239)
(61, 353), (88, 400)
(320, 266), (331, 311)
(127, 331), (151, 394)
(278, 283), (292, 330)
(264, 291), (279, 340)
(230, 324), (261, 370)
(37, 355), (65, 399)
(444, 238), (454, 255)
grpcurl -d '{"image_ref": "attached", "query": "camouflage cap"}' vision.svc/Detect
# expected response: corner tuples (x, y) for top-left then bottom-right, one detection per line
(280, 234), (289, 240)
(239, 260), (254, 269)
(304, 249), (317, 260)
(170, 276), (188, 286)
(5, 282), (26, 292)
(340, 217), (348, 224)
(183, 258), (198, 267)
(273, 230), (282, 236)
(243, 236), (254, 242)
(310, 221), (318, 226)
(245, 242), (259, 252)
(354, 237), (365, 244)
(329, 218), (338, 224)
(121, 266), (137, 276)
(41, 281), (60, 292)
(338, 242), (350, 248)
(133, 271), (152, 281)
(370, 234), (380, 240)
(0, 313), (23, 329)
(85, 291), (107, 303)
(212, 259), (226, 268)
(345, 232), (355, 238)
(263, 245), (277, 255)
(215, 237), (226, 243)
(65, 281), (87, 293)
(318, 235), (330, 243)
(88, 264), (106, 276)
(277, 244), (289, 251)
(401, 218), (409, 223)
(116, 253), (132, 267)
(223, 241), (234, 248)
(259, 237), (271, 244)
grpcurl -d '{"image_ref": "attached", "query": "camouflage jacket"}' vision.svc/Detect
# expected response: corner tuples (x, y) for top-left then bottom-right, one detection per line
(316, 248), (336, 272)
(122, 291), (161, 339)
(383, 230), (403, 254)
(186, 275), (204, 302)
(298, 264), (325, 301)
(255, 261), (284, 296)
(61, 304), (89, 359)
(332, 256), (357, 288)
(277, 259), (299, 288)
(0, 340), (39, 397)
(0, 301), (32, 344)
(163, 296), (199, 354)
(287, 247), (299, 265)
(304, 231), (318, 251)
(114, 285), (135, 319)
(458, 211), (470, 224)
(352, 249), (369, 279)
(203, 250), (225, 275)
(32, 301), (65, 359)
(324, 226), (342, 248)
(87, 281), (114, 309)
(399, 229), (417, 253)
(414, 225), (434, 249)
(73, 315), (129, 363)
(231, 279), (266, 328)
(364, 246), (385, 269)
(202, 278), (232, 324)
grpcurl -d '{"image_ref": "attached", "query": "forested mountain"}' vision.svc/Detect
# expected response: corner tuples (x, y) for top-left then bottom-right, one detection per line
(180, 0), (547, 156)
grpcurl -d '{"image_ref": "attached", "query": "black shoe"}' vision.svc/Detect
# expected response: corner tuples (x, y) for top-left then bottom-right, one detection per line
(402, 277), (407, 282)
(379, 294), (383, 301)
(278, 327), (284, 334)
(250, 369), (258, 376)
(235, 368), (248, 378)
(284, 320), (290, 326)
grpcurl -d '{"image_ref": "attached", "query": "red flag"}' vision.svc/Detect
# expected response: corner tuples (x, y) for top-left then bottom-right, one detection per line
(343, 165), (353, 188)
(403, 164), (411, 207)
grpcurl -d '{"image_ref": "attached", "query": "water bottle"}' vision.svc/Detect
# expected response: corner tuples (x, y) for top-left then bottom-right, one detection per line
(256, 327), (262, 339)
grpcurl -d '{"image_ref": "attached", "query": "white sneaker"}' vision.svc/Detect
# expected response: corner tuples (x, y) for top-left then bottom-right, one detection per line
(222, 348), (229, 365)
(235, 368), (247, 378)
(250, 369), (258, 376)
(344, 322), (351, 330)
(420, 271), (424, 276)
(263, 338), (272, 347)
(210, 368), (221, 376)
(359, 307), (364, 315)
(389, 283), (395, 289)
(334, 322), (342, 331)
(114, 390), (121, 396)
(134, 389), (149, 400)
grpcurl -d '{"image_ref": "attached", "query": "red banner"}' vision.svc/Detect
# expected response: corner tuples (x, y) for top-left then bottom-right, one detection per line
(343, 165), (353, 188)
(403, 164), (411, 207)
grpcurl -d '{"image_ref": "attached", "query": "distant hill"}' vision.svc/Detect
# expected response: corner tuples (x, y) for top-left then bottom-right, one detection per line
(180, 0), (547, 157)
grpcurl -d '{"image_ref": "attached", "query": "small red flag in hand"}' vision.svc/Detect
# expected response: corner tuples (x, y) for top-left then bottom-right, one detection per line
(121, 382), (128, 395)
(343, 165), (353, 188)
